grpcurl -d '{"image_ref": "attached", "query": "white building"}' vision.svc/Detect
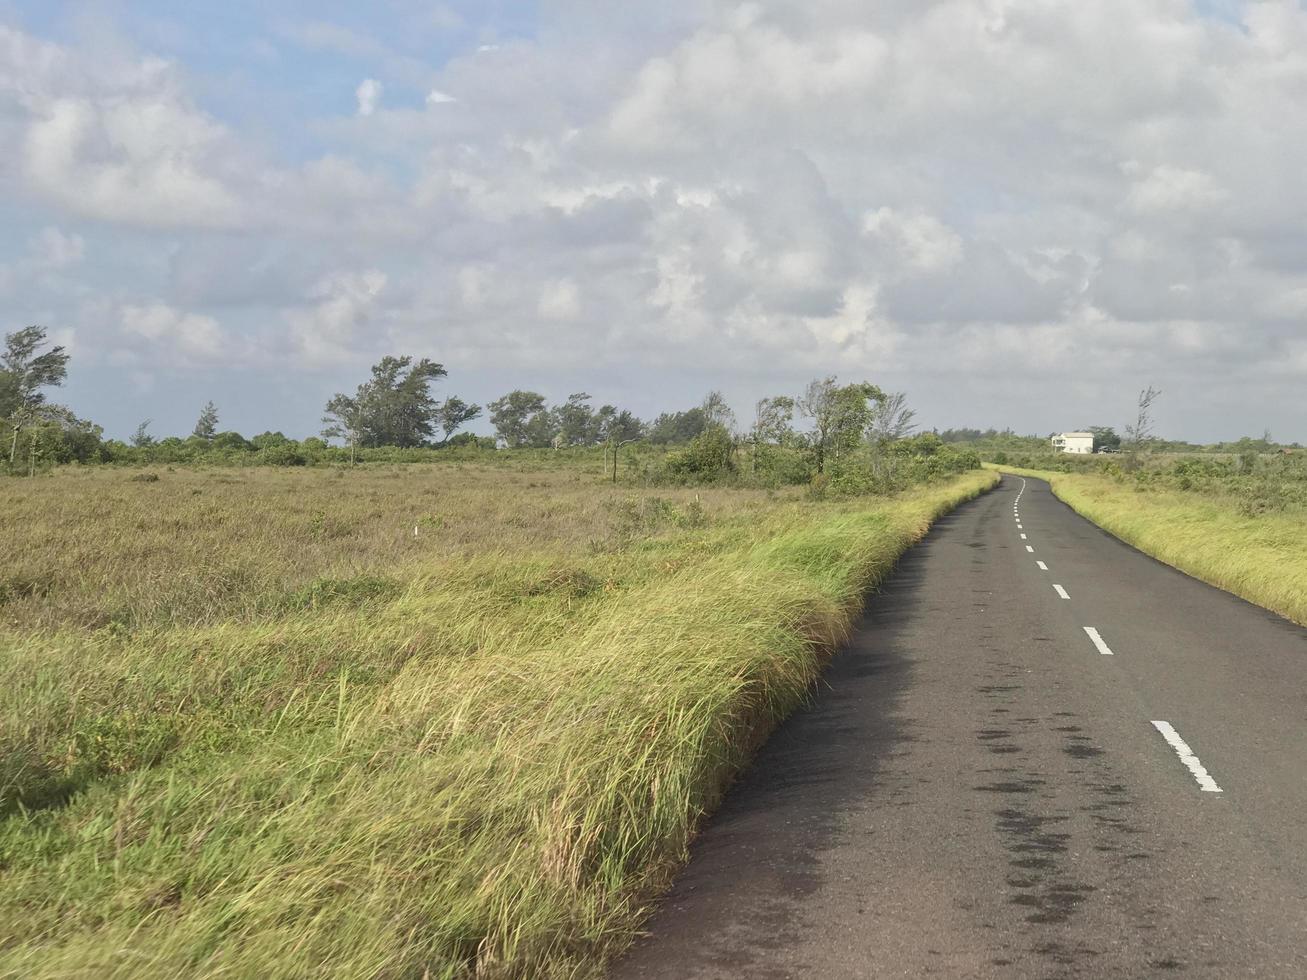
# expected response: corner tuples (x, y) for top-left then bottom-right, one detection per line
(1052, 431), (1094, 454)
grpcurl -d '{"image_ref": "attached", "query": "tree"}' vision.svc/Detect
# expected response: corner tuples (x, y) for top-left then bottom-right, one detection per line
(322, 393), (363, 464)
(1, 326), (69, 416)
(1125, 386), (1162, 451)
(556, 392), (597, 446)
(798, 378), (837, 473)
(601, 409), (644, 443)
(524, 407), (560, 448)
(192, 401), (219, 441)
(592, 404), (617, 442)
(488, 390), (553, 448)
(867, 391), (916, 444)
(358, 356), (447, 447)
(798, 377), (885, 473)
(2, 326), (71, 464)
(830, 382), (884, 456)
(323, 355), (454, 450)
(648, 408), (707, 444)
(750, 396), (794, 474)
(1089, 426), (1121, 452)
(436, 397), (482, 444)
(701, 390), (737, 432)
(130, 419), (155, 448)
(752, 396), (795, 447)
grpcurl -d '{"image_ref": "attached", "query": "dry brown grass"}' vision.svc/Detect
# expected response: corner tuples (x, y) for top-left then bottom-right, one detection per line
(1, 462), (790, 632)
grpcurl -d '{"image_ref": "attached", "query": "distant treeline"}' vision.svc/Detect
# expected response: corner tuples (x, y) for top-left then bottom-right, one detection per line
(2, 327), (984, 492)
(934, 427), (1301, 456)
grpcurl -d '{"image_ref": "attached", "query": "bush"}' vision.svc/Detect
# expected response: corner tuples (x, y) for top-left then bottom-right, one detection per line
(445, 432), (496, 450)
(257, 444), (308, 467)
(662, 426), (735, 482)
(211, 432), (251, 452)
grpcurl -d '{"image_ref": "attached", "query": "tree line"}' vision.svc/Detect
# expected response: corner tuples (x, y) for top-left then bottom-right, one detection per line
(2, 325), (982, 493)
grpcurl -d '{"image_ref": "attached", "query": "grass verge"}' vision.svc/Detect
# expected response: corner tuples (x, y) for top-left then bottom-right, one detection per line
(0, 469), (996, 978)
(989, 464), (1307, 627)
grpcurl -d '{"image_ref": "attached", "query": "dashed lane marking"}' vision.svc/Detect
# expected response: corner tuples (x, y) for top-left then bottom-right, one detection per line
(1083, 626), (1114, 656)
(1151, 721), (1223, 793)
(1026, 545), (1035, 553)
(1053, 584), (1070, 599)
(1036, 561), (1048, 571)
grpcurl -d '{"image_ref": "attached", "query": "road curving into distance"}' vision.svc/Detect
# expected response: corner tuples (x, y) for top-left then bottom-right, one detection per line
(616, 474), (1307, 978)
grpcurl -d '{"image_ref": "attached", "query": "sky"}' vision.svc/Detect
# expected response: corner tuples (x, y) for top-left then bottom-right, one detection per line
(2, 0), (1306, 443)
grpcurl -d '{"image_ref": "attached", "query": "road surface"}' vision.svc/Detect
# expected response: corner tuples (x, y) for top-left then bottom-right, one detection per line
(617, 475), (1307, 978)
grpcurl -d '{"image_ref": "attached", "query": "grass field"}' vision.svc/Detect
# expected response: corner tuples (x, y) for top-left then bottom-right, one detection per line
(1, 461), (996, 978)
(990, 463), (1307, 627)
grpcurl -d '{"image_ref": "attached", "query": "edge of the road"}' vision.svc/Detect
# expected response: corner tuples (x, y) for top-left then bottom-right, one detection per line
(986, 463), (1307, 628)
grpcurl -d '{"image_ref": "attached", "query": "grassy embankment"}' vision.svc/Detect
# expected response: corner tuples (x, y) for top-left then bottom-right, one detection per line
(1, 462), (996, 977)
(988, 462), (1307, 626)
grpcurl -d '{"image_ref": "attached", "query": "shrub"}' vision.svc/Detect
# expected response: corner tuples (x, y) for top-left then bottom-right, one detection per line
(662, 426), (735, 482)
(257, 444), (308, 467)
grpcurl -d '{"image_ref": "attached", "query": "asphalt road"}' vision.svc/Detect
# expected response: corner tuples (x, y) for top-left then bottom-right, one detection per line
(616, 474), (1307, 978)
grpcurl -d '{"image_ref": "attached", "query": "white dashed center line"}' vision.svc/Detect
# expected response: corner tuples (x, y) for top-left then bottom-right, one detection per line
(1151, 721), (1223, 793)
(1006, 477), (1223, 796)
(1083, 627), (1114, 656)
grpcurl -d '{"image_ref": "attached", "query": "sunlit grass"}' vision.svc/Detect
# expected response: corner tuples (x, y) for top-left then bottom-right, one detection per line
(0, 464), (995, 977)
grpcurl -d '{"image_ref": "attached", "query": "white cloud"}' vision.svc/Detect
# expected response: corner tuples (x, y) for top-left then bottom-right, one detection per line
(1, 27), (252, 229)
(1126, 164), (1228, 213)
(0, 226), (87, 296)
(30, 226), (85, 268)
(538, 279), (581, 320)
(285, 270), (389, 366)
(120, 302), (229, 364)
(355, 78), (383, 116)
(7, 5), (1307, 438)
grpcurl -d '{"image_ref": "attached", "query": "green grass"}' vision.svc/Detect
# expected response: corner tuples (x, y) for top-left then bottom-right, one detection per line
(989, 464), (1307, 627)
(0, 464), (996, 978)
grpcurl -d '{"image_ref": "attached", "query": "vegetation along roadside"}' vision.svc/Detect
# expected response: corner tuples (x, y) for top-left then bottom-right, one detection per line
(0, 462), (996, 978)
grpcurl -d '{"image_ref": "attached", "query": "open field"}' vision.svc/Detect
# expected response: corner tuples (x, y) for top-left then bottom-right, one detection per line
(0, 457), (778, 632)
(1, 461), (996, 978)
(989, 462), (1307, 627)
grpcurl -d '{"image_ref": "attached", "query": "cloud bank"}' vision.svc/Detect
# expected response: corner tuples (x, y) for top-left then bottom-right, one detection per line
(2, 2), (1306, 439)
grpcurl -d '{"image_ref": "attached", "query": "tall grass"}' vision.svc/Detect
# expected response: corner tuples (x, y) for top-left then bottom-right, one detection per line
(991, 464), (1307, 626)
(0, 463), (779, 631)
(0, 466), (996, 978)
